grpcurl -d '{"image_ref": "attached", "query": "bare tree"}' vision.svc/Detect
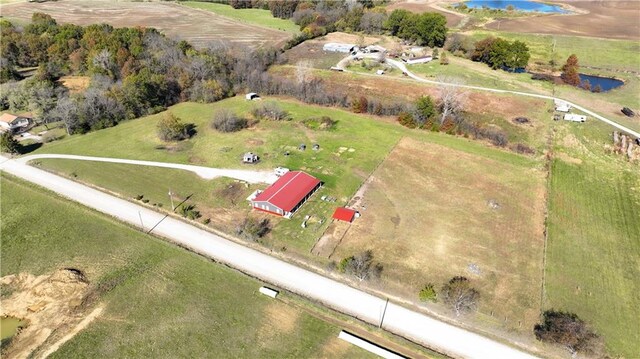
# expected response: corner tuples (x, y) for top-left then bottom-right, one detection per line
(534, 310), (605, 357)
(92, 49), (115, 77)
(441, 276), (479, 316)
(52, 96), (79, 135)
(341, 250), (383, 282)
(436, 75), (467, 125)
(359, 12), (385, 34)
(295, 60), (313, 84)
(211, 109), (248, 133)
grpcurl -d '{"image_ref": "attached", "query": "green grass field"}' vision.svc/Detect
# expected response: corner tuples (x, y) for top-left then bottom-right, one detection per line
(32, 96), (540, 253)
(465, 30), (640, 72)
(544, 120), (640, 357)
(32, 96), (407, 251)
(0, 174), (376, 358)
(182, 1), (299, 33)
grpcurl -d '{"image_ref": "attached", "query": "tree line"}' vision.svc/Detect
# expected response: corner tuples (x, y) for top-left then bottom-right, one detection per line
(188, 1), (448, 50)
(1, 13), (238, 134)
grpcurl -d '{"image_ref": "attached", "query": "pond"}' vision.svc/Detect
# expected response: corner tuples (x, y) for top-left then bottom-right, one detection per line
(1, 316), (25, 340)
(461, 1), (568, 13)
(579, 74), (624, 92)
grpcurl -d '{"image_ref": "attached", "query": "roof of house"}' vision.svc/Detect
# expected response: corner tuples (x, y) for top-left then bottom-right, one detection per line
(0, 113), (18, 124)
(332, 207), (356, 222)
(253, 171), (321, 212)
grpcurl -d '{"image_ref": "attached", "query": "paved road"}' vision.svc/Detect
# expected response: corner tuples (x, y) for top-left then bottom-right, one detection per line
(344, 54), (640, 138)
(19, 154), (278, 184)
(0, 156), (541, 359)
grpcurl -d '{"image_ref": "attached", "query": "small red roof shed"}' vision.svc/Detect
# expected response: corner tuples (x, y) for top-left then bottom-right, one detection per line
(333, 207), (356, 223)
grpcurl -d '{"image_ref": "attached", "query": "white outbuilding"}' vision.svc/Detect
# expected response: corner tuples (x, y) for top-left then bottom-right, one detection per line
(403, 56), (433, 65)
(564, 113), (587, 122)
(323, 43), (356, 53)
(554, 100), (571, 112)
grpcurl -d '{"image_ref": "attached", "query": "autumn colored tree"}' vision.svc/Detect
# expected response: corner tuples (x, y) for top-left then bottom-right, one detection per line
(561, 54), (581, 86)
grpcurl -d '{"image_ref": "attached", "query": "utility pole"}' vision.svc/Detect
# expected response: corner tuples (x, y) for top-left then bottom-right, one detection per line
(138, 211), (144, 230)
(168, 190), (175, 211)
(379, 298), (389, 328)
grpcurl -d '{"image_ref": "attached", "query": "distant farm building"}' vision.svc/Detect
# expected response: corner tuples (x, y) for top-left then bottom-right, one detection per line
(323, 43), (356, 53)
(250, 171), (321, 218)
(564, 113), (587, 122)
(246, 92), (260, 101)
(376, 70), (385, 75)
(554, 100), (571, 112)
(332, 207), (358, 223)
(0, 113), (32, 133)
(364, 45), (386, 53)
(243, 152), (260, 164)
(403, 56), (433, 65)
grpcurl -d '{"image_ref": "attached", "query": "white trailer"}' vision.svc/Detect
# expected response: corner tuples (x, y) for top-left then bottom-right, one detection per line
(259, 286), (279, 298)
(564, 114), (587, 122)
(338, 331), (405, 359)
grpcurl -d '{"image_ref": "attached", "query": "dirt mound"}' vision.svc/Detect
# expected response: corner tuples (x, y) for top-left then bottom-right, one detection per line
(0, 268), (101, 359)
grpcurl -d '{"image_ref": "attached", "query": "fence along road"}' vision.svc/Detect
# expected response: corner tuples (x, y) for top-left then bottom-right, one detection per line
(0, 156), (541, 359)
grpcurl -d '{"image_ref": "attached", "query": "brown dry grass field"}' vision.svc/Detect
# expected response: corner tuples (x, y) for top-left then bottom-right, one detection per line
(0, 0), (290, 48)
(386, 0), (464, 27)
(484, 1), (640, 40)
(59, 76), (90, 94)
(330, 137), (546, 329)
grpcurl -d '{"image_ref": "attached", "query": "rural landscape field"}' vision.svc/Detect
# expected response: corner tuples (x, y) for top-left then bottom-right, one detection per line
(1, 0), (638, 358)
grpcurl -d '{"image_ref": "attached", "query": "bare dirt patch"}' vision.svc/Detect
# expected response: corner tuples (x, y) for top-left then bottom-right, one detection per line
(0, 0), (290, 48)
(333, 137), (546, 330)
(484, 1), (640, 40)
(0, 269), (102, 359)
(257, 303), (300, 345)
(58, 76), (89, 94)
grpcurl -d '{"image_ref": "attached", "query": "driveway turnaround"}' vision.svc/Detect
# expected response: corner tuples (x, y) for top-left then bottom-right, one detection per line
(18, 154), (278, 184)
(0, 156), (541, 359)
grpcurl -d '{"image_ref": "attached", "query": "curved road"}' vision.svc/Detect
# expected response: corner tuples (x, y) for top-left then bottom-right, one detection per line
(0, 156), (541, 359)
(342, 54), (640, 138)
(19, 154), (278, 184)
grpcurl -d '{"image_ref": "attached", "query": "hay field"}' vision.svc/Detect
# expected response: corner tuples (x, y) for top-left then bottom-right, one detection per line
(0, 0), (290, 48)
(332, 137), (546, 330)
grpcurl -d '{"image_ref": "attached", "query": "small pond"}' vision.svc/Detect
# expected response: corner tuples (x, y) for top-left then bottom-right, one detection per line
(461, 1), (568, 13)
(579, 74), (624, 92)
(1, 316), (25, 340)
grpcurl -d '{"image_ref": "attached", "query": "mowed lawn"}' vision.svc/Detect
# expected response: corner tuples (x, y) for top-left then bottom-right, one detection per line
(33, 97), (405, 251)
(0, 174), (373, 358)
(332, 137), (546, 330)
(182, 1), (299, 33)
(545, 122), (640, 357)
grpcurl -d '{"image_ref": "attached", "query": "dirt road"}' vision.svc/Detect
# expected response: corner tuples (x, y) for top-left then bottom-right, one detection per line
(345, 53), (640, 138)
(19, 154), (278, 184)
(0, 156), (541, 359)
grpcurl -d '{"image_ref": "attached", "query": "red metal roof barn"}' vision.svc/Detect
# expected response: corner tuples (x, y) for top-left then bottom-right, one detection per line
(250, 171), (321, 218)
(332, 207), (357, 223)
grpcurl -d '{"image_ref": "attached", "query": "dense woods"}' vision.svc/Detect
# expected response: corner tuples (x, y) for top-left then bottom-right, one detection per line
(1, 13), (237, 133)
